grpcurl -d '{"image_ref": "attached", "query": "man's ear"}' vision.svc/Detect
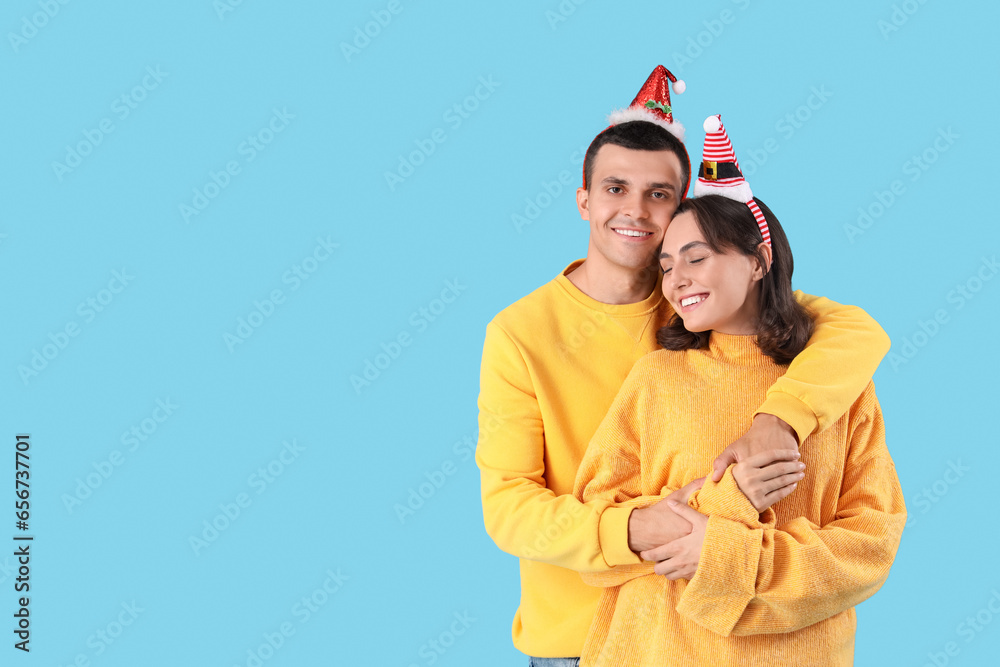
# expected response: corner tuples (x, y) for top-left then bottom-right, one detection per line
(753, 242), (773, 280)
(576, 186), (590, 221)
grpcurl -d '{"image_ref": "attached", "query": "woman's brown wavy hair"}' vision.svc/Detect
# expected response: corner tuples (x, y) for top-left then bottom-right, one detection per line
(656, 195), (814, 365)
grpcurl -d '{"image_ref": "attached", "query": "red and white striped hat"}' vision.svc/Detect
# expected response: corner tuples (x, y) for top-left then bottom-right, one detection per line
(692, 115), (771, 246)
(607, 65), (686, 141)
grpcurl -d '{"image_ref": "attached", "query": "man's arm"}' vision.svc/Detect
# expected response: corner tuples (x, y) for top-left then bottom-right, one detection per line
(711, 294), (890, 480)
(476, 321), (651, 572)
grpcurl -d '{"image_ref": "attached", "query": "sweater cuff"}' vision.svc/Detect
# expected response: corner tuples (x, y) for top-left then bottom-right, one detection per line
(755, 391), (818, 445)
(689, 468), (774, 528)
(599, 506), (642, 566)
(676, 515), (761, 636)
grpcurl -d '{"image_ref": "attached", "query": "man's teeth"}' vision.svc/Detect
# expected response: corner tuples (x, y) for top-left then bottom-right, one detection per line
(681, 295), (705, 307)
(614, 229), (652, 237)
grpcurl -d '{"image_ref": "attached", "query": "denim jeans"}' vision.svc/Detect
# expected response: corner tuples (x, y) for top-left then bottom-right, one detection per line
(528, 659), (579, 667)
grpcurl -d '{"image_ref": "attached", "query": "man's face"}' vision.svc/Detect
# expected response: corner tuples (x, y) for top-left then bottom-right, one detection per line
(576, 144), (684, 273)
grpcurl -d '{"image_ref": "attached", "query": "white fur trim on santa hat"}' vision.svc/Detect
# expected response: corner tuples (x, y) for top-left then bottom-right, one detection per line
(692, 179), (754, 202)
(607, 107), (685, 141)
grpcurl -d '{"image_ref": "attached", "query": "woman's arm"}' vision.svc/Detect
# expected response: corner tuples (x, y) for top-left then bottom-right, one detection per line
(573, 357), (691, 587)
(674, 388), (906, 636)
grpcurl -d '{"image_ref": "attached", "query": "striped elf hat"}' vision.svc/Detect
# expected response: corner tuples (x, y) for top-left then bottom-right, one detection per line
(692, 115), (771, 246)
(583, 65), (687, 189)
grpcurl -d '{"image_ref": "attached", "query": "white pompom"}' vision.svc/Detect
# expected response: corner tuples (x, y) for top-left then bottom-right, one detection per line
(703, 115), (721, 133)
(673, 79), (686, 94)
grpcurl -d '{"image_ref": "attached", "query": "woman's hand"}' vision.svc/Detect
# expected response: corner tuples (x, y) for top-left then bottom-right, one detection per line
(667, 476), (705, 505)
(639, 501), (708, 580)
(732, 449), (805, 512)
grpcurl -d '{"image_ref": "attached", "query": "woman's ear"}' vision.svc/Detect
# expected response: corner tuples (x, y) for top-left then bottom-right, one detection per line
(753, 242), (773, 280)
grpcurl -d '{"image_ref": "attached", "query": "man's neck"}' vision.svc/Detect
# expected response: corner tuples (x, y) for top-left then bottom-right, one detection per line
(565, 258), (658, 305)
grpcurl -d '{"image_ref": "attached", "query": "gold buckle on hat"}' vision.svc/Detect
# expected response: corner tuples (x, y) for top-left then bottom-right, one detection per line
(702, 161), (718, 181)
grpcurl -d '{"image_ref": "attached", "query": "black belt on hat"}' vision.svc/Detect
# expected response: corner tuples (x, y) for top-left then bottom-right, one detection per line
(699, 161), (743, 182)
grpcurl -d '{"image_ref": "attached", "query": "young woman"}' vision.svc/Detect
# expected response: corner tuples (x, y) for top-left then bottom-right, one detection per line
(572, 188), (906, 666)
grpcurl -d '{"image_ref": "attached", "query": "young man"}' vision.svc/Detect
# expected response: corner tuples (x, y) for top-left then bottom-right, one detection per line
(476, 66), (890, 665)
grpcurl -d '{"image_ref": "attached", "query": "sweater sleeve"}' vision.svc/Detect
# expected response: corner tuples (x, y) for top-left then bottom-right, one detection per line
(475, 321), (637, 573)
(756, 292), (891, 444)
(677, 387), (906, 636)
(572, 359), (682, 587)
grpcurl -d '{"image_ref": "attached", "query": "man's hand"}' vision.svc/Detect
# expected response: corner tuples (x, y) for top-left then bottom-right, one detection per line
(711, 413), (798, 483)
(627, 478), (705, 553)
(732, 449), (805, 512)
(639, 501), (708, 580)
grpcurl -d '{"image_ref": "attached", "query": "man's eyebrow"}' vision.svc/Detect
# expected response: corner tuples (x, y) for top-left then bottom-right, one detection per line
(659, 241), (711, 259)
(648, 181), (676, 192)
(600, 176), (676, 192)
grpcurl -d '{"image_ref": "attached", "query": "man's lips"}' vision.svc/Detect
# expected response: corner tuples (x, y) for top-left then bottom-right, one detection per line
(611, 227), (655, 240)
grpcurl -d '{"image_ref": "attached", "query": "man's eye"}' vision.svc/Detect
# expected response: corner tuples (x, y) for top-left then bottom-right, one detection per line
(651, 191), (668, 199)
(608, 186), (622, 194)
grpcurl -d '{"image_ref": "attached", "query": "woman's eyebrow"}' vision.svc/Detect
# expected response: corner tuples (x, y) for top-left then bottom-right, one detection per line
(660, 241), (711, 259)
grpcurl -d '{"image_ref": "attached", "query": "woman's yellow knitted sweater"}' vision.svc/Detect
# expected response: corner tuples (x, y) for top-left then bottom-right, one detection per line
(575, 333), (906, 667)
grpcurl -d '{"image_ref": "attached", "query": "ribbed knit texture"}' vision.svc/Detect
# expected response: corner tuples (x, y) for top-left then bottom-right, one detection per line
(476, 261), (892, 658)
(574, 334), (906, 667)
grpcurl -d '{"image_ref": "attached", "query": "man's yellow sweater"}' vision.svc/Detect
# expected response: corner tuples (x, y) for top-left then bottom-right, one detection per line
(476, 261), (890, 658)
(574, 334), (906, 667)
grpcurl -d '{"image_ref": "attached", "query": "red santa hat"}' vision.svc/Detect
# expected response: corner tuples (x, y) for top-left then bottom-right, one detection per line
(607, 65), (686, 140)
(582, 66), (687, 189)
(692, 114), (771, 246)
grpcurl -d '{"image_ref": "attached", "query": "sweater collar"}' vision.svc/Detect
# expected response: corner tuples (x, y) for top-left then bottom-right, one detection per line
(555, 260), (664, 317)
(707, 332), (774, 366)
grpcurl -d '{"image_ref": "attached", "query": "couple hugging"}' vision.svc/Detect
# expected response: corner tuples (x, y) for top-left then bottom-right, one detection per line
(475, 66), (905, 666)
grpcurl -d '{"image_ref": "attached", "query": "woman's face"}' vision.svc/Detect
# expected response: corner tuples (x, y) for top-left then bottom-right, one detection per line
(658, 211), (765, 335)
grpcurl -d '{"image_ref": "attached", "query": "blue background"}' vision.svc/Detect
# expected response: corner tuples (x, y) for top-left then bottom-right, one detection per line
(2, 0), (997, 665)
